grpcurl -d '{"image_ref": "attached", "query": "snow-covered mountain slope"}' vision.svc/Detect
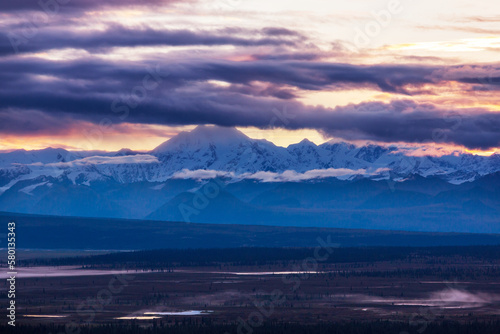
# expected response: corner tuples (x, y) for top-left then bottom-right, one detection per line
(153, 125), (295, 173)
(0, 125), (499, 194)
(0, 148), (80, 167)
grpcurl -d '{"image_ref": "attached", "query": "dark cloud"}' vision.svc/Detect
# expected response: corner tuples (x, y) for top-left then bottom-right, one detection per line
(309, 101), (500, 150)
(182, 61), (436, 93)
(0, 55), (499, 149)
(457, 77), (500, 86)
(0, 26), (302, 56)
(251, 53), (322, 61)
(0, 0), (181, 12)
(0, 57), (439, 93)
(1, 71), (499, 149)
(0, 109), (77, 135)
(261, 27), (303, 37)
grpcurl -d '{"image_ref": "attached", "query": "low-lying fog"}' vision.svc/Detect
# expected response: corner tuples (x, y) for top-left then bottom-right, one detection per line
(0, 266), (148, 278)
(0, 267), (320, 279)
(341, 288), (500, 309)
(115, 310), (214, 320)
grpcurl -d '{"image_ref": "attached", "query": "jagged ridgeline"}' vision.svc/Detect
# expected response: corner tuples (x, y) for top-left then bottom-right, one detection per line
(0, 126), (499, 232)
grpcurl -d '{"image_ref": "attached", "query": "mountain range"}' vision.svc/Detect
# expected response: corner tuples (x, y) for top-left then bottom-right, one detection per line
(1, 125), (499, 233)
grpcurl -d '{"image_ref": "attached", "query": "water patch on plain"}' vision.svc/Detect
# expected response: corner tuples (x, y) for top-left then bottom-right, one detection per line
(144, 310), (214, 316)
(115, 316), (162, 320)
(24, 315), (68, 318)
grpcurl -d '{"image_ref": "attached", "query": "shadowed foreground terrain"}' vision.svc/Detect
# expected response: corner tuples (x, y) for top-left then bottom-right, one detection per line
(2, 321), (500, 334)
(3, 211), (500, 250)
(2, 246), (500, 333)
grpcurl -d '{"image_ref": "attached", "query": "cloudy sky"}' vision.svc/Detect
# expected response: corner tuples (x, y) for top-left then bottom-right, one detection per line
(1, 0), (499, 155)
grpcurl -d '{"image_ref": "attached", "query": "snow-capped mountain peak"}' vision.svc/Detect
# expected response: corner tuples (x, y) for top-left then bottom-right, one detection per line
(152, 125), (250, 154)
(152, 125), (294, 173)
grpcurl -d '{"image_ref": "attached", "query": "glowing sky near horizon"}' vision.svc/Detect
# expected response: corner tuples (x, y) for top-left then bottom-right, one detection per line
(0, 0), (499, 155)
